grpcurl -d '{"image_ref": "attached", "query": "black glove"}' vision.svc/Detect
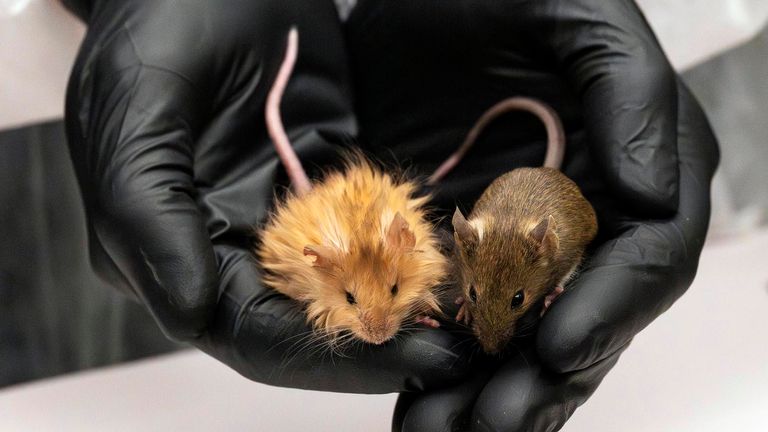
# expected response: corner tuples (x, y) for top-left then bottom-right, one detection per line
(62, 0), (469, 392)
(344, 0), (718, 429)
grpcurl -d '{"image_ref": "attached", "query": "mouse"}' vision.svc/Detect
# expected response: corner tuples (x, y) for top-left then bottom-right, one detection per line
(431, 97), (597, 354)
(255, 28), (447, 346)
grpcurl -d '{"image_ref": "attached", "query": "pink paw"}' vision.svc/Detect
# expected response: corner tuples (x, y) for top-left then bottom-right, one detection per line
(540, 286), (565, 317)
(455, 296), (472, 325)
(415, 315), (441, 328)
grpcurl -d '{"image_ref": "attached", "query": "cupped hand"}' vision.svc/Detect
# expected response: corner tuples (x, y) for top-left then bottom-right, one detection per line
(344, 0), (718, 428)
(62, 0), (469, 392)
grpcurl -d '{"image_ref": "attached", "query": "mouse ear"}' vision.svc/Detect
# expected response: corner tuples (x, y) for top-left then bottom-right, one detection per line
(386, 212), (416, 252)
(529, 215), (559, 255)
(303, 245), (338, 269)
(452, 207), (479, 253)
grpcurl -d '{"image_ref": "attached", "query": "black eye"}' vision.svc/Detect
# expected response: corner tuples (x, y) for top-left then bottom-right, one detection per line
(346, 291), (356, 305)
(469, 286), (477, 303)
(511, 291), (524, 309)
(391, 284), (398, 296)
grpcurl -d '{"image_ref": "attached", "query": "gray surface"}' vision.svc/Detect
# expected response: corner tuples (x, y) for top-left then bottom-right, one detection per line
(0, 121), (180, 388)
(683, 23), (768, 234)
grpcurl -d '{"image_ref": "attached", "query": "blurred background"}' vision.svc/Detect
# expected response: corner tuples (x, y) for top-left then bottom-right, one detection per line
(0, 0), (766, 430)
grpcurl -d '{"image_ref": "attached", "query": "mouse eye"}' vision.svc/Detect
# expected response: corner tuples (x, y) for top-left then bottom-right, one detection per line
(391, 284), (398, 296)
(469, 286), (477, 303)
(511, 291), (524, 309)
(346, 291), (356, 305)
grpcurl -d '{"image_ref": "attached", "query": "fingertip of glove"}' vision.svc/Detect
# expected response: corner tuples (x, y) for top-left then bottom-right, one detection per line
(142, 249), (219, 342)
(396, 393), (464, 432)
(400, 329), (471, 389)
(157, 280), (218, 342)
(535, 312), (606, 374)
(470, 358), (554, 432)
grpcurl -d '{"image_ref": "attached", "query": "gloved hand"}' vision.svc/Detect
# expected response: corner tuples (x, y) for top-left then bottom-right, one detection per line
(61, 0), (469, 392)
(344, 0), (719, 429)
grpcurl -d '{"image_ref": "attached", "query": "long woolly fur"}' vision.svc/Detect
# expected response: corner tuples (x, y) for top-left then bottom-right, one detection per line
(256, 150), (448, 344)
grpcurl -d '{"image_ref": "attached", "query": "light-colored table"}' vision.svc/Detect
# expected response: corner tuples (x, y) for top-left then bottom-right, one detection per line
(2, 230), (766, 431)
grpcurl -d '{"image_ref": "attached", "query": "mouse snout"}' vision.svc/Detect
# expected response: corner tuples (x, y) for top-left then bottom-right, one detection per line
(359, 308), (396, 345)
(477, 330), (509, 355)
(479, 339), (503, 355)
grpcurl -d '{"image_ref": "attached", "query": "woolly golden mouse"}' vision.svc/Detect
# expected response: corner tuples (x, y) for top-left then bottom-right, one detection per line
(256, 28), (445, 346)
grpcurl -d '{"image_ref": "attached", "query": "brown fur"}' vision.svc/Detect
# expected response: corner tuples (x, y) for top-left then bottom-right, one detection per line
(453, 167), (597, 353)
(257, 156), (447, 344)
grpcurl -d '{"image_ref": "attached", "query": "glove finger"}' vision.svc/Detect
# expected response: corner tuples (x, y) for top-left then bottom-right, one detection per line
(469, 344), (627, 432)
(394, 363), (494, 432)
(393, 343), (626, 432)
(536, 79), (719, 373)
(194, 246), (471, 393)
(539, 0), (679, 215)
(72, 51), (219, 341)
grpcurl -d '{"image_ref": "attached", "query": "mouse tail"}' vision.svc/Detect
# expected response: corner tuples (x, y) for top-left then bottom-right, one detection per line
(427, 97), (566, 185)
(265, 27), (312, 196)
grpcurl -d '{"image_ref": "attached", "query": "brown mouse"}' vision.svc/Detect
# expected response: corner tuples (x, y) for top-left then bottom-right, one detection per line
(433, 98), (597, 354)
(256, 28), (446, 346)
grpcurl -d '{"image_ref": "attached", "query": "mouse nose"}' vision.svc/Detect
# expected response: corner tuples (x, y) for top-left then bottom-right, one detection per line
(481, 341), (501, 355)
(478, 333), (507, 355)
(362, 325), (394, 345)
(361, 309), (395, 344)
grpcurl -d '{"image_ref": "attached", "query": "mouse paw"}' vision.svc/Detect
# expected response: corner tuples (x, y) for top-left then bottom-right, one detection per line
(455, 297), (472, 325)
(540, 286), (565, 317)
(415, 315), (441, 328)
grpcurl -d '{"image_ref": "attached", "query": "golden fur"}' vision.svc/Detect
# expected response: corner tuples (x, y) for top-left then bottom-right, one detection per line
(256, 157), (447, 344)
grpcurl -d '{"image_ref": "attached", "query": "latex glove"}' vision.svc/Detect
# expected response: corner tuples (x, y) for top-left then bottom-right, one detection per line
(344, 0), (719, 428)
(62, 0), (469, 392)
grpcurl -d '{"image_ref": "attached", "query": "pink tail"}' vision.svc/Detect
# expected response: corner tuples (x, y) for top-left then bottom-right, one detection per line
(428, 97), (565, 185)
(265, 27), (312, 196)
